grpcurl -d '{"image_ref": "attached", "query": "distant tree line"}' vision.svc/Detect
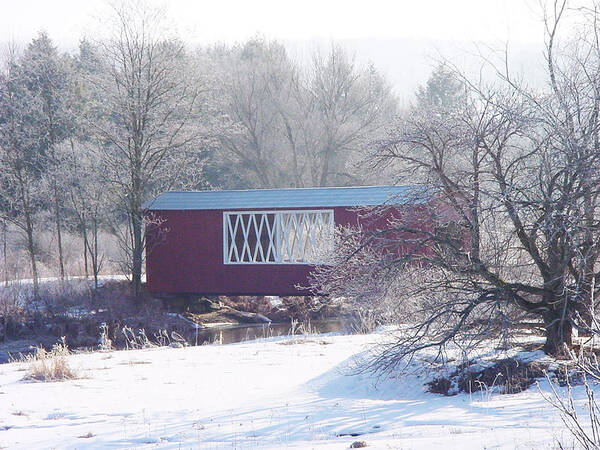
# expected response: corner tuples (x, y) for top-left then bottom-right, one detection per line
(0, 2), (397, 299)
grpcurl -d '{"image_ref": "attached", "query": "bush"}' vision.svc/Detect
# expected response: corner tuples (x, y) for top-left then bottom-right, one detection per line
(0, 286), (27, 341)
(426, 357), (548, 396)
(23, 338), (77, 381)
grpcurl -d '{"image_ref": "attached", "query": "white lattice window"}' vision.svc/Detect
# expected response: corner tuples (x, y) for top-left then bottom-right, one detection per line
(223, 210), (334, 264)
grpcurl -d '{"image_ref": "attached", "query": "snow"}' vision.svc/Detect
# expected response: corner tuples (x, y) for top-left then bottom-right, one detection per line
(1, 274), (132, 287)
(0, 331), (587, 449)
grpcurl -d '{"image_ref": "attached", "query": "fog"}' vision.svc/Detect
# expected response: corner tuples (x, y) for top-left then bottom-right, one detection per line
(1, 0), (550, 98)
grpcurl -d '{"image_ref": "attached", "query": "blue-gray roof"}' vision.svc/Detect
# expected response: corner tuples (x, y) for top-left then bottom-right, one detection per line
(144, 185), (425, 211)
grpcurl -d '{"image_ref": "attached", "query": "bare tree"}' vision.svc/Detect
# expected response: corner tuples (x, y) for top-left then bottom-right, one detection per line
(83, 2), (207, 299)
(1, 220), (7, 286)
(56, 139), (107, 292)
(304, 46), (395, 187)
(312, 1), (600, 367)
(212, 39), (396, 189)
(214, 38), (296, 188)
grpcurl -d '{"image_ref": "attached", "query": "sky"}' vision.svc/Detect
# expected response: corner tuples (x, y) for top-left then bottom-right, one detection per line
(0, 0), (551, 99)
(1, 0), (545, 46)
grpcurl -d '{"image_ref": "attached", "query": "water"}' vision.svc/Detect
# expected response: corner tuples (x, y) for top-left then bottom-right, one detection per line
(0, 320), (346, 364)
(187, 319), (345, 346)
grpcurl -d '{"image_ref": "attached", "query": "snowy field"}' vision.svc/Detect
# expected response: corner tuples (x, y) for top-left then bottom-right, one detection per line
(0, 331), (584, 449)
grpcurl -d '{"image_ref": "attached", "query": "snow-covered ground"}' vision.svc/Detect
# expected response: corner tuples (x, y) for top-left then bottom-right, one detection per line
(0, 331), (584, 449)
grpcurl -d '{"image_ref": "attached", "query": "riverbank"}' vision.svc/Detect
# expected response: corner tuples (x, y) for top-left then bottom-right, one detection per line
(0, 278), (346, 362)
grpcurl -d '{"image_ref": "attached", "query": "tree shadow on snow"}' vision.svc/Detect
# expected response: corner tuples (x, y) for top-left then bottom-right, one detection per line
(166, 354), (556, 447)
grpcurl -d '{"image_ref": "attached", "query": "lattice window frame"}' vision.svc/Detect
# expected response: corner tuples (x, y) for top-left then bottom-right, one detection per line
(223, 209), (334, 264)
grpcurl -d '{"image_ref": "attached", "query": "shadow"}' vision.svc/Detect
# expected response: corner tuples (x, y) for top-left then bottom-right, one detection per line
(2, 346), (561, 449)
(158, 354), (556, 447)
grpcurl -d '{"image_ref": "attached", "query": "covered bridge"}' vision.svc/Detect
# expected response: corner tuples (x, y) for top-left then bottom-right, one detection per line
(144, 185), (425, 296)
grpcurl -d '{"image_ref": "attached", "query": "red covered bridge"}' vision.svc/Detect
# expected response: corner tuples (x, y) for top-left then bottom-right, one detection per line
(144, 185), (427, 296)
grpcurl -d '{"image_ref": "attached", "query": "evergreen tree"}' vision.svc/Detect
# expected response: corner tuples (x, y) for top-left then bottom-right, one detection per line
(19, 32), (76, 281)
(416, 63), (464, 108)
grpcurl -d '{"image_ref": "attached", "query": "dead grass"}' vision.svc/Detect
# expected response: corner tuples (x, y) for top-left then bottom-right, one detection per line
(22, 338), (77, 382)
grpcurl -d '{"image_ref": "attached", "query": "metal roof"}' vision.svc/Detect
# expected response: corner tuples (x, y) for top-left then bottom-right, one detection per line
(144, 185), (425, 211)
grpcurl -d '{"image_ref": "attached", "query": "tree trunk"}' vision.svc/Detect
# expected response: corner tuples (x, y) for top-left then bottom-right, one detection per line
(2, 221), (7, 287)
(130, 134), (144, 302)
(131, 213), (143, 301)
(130, 173), (143, 302)
(25, 221), (39, 300)
(82, 225), (89, 278)
(19, 181), (38, 299)
(319, 144), (332, 187)
(92, 219), (99, 291)
(543, 311), (573, 355)
(84, 218), (100, 302)
(53, 183), (65, 282)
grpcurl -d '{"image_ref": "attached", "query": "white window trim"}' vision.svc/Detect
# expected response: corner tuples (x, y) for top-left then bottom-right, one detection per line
(223, 209), (334, 265)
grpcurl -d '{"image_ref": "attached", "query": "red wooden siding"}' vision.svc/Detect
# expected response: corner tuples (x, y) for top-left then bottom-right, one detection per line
(145, 203), (437, 296)
(146, 207), (360, 296)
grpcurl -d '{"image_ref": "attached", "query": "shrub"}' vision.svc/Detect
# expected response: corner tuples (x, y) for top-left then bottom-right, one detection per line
(23, 338), (77, 381)
(426, 357), (548, 396)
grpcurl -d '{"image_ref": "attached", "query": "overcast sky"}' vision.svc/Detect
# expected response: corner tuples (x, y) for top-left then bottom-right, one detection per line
(0, 0), (551, 99)
(1, 0), (546, 45)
